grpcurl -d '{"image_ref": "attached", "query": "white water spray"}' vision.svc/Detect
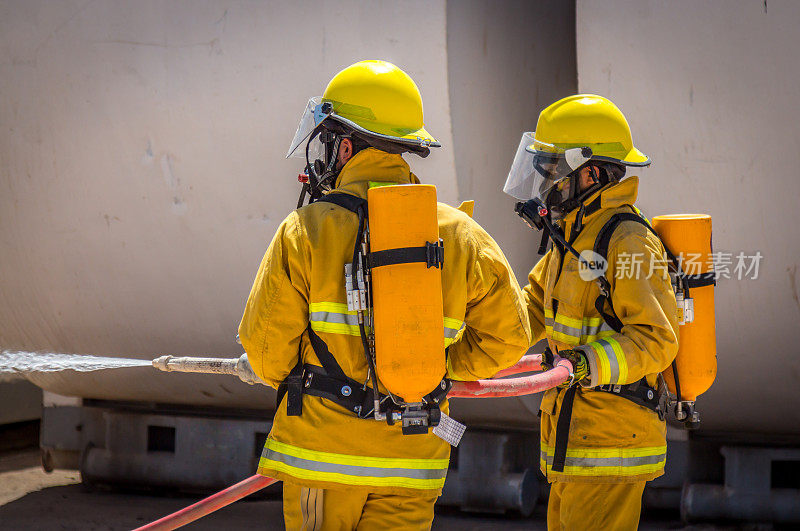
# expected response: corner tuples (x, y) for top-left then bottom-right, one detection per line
(0, 350), (152, 383)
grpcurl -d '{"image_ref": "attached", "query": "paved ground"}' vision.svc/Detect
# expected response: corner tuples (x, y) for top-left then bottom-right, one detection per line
(0, 447), (756, 530)
(0, 449), (545, 530)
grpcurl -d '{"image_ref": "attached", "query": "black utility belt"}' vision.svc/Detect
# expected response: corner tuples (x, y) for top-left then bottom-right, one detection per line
(301, 364), (381, 418)
(288, 364), (451, 420)
(592, 379), (662, 416)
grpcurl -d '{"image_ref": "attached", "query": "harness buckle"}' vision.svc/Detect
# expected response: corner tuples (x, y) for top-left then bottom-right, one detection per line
(425, 239), (444, 269)
(596, 277), (611, 298)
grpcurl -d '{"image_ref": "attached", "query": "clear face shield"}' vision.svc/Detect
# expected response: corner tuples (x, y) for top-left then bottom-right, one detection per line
(503, 133), (593, 207)
(286, 97), (334, 160)
(286, 98), (347, 206)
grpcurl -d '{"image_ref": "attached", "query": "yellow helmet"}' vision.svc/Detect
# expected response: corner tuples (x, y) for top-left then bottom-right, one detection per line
(531, 94), (649, 165)
(504, 95), (649, 206)
(324, 60), (437, 145)
(287, 60), (438, 158)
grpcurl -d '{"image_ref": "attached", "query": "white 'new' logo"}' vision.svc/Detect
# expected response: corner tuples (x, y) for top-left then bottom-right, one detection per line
(578, 250), (608, 281)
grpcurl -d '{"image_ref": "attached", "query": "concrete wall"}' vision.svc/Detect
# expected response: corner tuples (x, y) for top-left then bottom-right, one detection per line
(0, 1), (456, 361)
(445, 0), (576, 422)
(577, 0), (800, 434)
(446, 0), (576, 283)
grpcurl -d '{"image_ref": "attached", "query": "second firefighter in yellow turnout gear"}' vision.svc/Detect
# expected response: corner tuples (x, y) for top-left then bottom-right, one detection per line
(527, 176), (678, 483)
(505, 94), (679, 530)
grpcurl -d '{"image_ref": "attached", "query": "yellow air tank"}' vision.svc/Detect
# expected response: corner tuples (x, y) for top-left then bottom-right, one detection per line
(367, 184), (445, 403)
(652, 214), (717, 403)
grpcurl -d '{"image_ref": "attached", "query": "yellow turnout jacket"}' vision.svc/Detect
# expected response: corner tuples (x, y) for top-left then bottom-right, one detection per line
(239, 148), (531, 496)
(525, 177), (679, 483)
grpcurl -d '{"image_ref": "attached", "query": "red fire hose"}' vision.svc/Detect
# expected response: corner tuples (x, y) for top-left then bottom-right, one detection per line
(450, 357), (572, 398)
(134, 474), (277, 531)
(136, 355), (571, 530)
(490, 353), (542, 378)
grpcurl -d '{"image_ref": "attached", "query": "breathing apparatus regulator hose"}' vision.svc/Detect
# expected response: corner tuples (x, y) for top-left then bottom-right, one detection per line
(516, 198), (595, 269)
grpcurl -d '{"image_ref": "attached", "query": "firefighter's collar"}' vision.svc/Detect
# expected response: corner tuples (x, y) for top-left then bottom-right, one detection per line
(562, 176), (640, 224)
(334, 148), (419, 197)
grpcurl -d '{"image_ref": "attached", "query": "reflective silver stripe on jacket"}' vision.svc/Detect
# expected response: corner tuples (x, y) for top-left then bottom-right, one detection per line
(262, 448), (447, 481)
(540, 451), (666, 468)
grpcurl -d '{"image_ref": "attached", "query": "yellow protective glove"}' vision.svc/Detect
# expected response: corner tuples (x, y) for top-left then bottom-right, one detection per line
(556, 349), (590, 388)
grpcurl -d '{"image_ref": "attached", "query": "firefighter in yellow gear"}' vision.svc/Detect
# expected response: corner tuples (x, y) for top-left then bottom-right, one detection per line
(504, 94), (679, 530)
(239, 60), (531, 530)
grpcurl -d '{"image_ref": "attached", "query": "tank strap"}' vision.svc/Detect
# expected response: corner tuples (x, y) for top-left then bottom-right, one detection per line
(317, 192), (445, 269)
(368, 240), (444, 269)
(685, 274), (716, 288)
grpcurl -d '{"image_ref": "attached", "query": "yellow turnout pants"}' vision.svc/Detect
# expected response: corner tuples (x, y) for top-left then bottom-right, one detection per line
(547, 481), (646, 531)
(282, 482), (437, 531)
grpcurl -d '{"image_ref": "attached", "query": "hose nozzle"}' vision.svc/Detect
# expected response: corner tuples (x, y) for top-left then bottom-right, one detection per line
(152, 355), (174, 372)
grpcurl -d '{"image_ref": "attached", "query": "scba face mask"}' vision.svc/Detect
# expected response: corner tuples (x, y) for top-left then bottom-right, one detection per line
(503, 132), (594, 220)
(542, 169), (580, 220)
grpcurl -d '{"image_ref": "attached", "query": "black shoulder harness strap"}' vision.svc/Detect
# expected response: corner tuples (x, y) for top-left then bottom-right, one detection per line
(592, 212), (652, 333)
(592, 210), (716, 333)
(369, 241), (444, 269)
(315, 192), (367, 213)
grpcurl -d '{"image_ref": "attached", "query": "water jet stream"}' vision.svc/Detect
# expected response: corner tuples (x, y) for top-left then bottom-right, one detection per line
(0, 350), (152, 383)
